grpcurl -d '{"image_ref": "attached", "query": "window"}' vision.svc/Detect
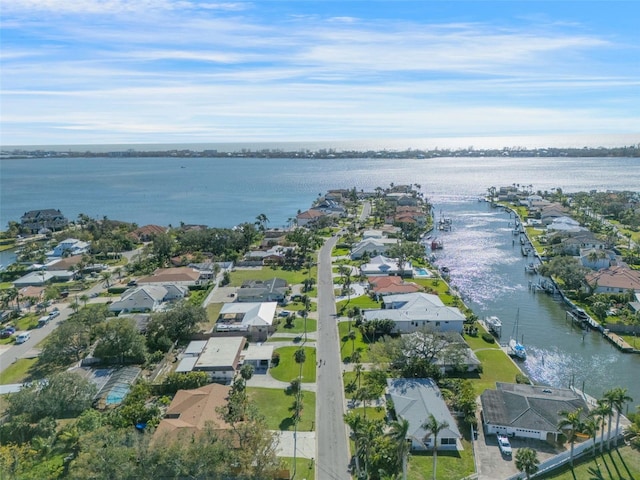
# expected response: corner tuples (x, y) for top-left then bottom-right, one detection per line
(441, 438), (456, 445)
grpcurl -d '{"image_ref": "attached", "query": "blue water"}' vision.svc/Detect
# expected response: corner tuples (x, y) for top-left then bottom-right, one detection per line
(2, 156), (640, 229)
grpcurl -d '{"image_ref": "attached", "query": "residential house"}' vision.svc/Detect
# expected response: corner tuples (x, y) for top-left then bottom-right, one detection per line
(241, 344), (274, 373)
(368, 275), (422, 298)
(193, 337), (246, 382)
(128, 224), (168, 243)
(237, 278), (288, 303)
(359, 255), (413, 277)
(547, 216), (586, 233)
(585, 265), (640, 294)
(386, 378), (461, 451)
(553, 230), (607, 256)
(480, 382), (589, 441)
(13, 271), (56, 287)
(21, 209), (68, 233)
(153, 384), (232, 442)
(310, 199), (346, 216)
(385, 193), (419, 207)
(108, 284), (188, 313)
(350, 239), (398, 260)
(540, 206), (570, 225)
(404, 331), (481, 374)
(363, 292), (465, 334)
(244, 246), (293, 266)
(579, 248), (613, 270)
(215, 302), (277, 341)
(49, 238), (90, 257)
(296, 209), (325, 227)
(137, 266), (204, 287)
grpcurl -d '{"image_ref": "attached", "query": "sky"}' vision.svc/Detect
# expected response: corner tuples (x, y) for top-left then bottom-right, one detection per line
(1, 0), (639, 147)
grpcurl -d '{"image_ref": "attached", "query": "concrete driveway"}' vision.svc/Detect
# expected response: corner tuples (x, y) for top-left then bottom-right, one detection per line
(475, 419), (564, 480)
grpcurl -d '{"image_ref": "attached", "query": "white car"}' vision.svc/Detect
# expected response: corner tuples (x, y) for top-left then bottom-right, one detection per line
(497, 434), (512, 456)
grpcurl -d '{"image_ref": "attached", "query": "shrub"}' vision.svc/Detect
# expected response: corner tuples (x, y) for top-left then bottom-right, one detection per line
(516, 373), (531, 384)
(481, 332), (495, 343)
(271, 351), (280, 366)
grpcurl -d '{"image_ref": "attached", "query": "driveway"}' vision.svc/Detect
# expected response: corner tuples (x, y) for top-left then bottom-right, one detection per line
(475, 417), (564, 480)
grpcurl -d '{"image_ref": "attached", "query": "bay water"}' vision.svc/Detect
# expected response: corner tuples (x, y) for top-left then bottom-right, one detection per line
(1, 155), (639, 406)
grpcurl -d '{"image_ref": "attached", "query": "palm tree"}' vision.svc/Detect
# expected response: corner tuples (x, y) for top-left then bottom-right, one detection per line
(348, 330), (357, 357)
(422, 413), (449, 480)
(294, 348), (306, 368)
(594, 399), (612, 454)
(101, 270), (112, 288)
(558, 408), (585, 467)
(583, 416), (599, 458)
(609, 387), (633, 447)
(603, 389), (618, 450)
(388, 418), (410, 480)
(515, 447), (539, 479)
(79, 294), (89, 308)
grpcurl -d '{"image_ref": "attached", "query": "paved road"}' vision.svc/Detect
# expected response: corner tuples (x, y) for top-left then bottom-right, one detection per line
(0, 302), (74, 375)
(315, 234), (351, 480)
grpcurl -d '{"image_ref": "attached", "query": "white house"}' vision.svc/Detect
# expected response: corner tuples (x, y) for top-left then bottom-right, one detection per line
(359, 255), (412, 277)
(49, 238), (90, 257)
(193, 337), (246, 382)
(387, 378), (461, 451)
(215, 302), (277, 341)
(350, 239), (398, 260)
(364, 292), (465, 334)
(480, 383), (589, 441)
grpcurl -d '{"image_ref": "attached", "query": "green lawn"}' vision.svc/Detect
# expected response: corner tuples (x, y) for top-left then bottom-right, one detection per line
(229, 266), (316, 287)
(407, 439), (476, 480)
(205, 302), (223, 328)
(283, 456), (315, 480)
(471, 349), (524, 395)
(275, 317), (317, 334)
(248, 387), (316, 432)
(338, 321), (371, 363)
(539, 446), (640, 479)
(412, 278), (457, 305)
(332, 247), (351, 257)
(348, 406), (387, 421)
(336, 295), (381, 313)
(287, 299), (318, 313)
(270, 346), (317, 383)
(0, 357), (39, 384)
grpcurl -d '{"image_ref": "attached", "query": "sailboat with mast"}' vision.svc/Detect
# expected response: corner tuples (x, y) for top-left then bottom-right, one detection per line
(508, 308), (526, 360)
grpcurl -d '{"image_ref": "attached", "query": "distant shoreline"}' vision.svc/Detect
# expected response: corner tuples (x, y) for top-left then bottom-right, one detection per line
(2, 145), (639, 160)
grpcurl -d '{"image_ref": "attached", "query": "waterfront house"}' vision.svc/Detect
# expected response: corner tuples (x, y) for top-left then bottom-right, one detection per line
(153, 384), (232, 442)
(295, 209), (326, 227)
(386, 378), (461, 451)
(552, 230), (607, 256)
(49, 238), (90, 257)
(13, 271), (56, 287)
(585, 265), (640, 294)
(21, 209), (68, 233)
(363, 292), (465, 334)
(368, 275), (422, 297)
(579, 248), (613, 270)
(480, 382), (589, 441)
(359, 255), (413, 277)
(237, 277), (288, 303)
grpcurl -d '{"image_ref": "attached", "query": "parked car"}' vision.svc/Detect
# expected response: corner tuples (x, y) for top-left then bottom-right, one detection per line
(1, 326), (16, 338)
(48, 309), (60, 319)
(497, 434), (512, 456)
(15, 332), (31, 344)
(38, 316), (50, 327)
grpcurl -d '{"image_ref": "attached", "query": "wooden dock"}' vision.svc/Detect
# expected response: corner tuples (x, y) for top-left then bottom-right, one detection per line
(603, 331), (636, 353)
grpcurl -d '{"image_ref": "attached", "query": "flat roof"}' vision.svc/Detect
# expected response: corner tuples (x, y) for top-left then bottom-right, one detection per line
(175, 356), (198, 373)
(184, 340), (208, 356)
(195, 337), (245, 369)
(242, 344), (274, 361)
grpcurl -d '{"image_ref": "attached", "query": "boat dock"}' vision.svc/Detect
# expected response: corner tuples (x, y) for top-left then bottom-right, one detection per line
(603, 330), (637, 353)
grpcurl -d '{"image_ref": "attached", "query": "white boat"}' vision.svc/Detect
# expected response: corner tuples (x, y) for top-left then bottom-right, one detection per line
(508, 309), (526, 360)
(524, 262), (537, 274)
(485, 315), (502, 337)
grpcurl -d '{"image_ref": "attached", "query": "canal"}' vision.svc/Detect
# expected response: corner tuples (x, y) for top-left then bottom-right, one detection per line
(431, 196), (640, 410)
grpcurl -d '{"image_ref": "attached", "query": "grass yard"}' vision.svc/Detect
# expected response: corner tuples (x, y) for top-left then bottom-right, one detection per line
(338, 321), (371, 363)
(336, 295), (381, 313)
(248, 387), (316, 432)
(270, 346), (317, 383)
(0, 357), (39, 384)
(348, 406), (387, 421)
(407, 438), (476, 480)
(471, 348), (524, 395)
(411, 278), (457, 305)
(204, 302), (223, 328)
(539, 446), (640, 479)
(275, 317), (317, 334)
(283, 456), (316, 480)
(229, 266), (317, 287)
